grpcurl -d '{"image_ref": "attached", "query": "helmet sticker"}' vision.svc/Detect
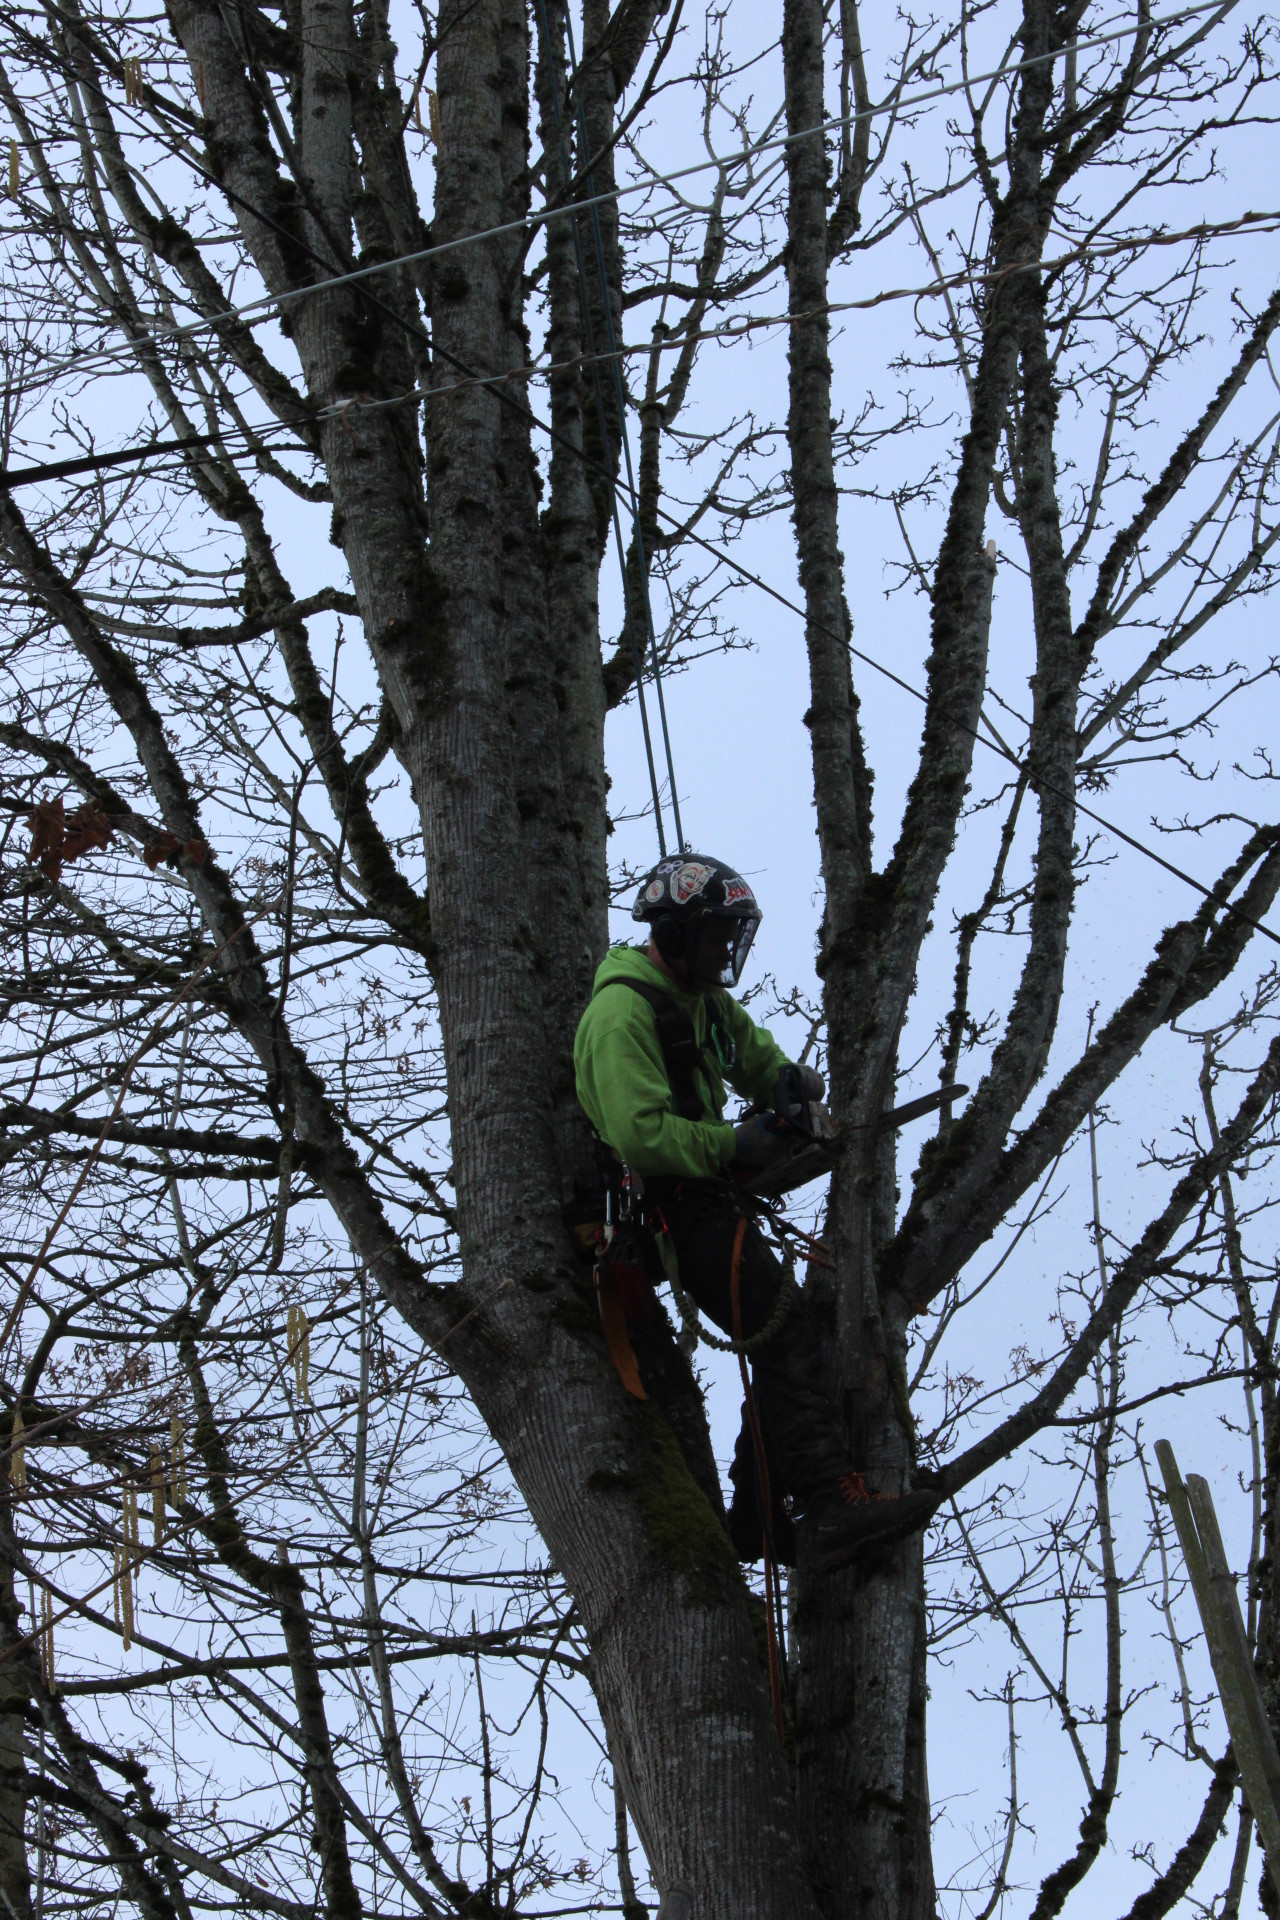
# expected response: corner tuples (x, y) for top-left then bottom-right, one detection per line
(644, 879), (665, 904)
(721, 878), (756, 910)
(672, 861), (715, 905)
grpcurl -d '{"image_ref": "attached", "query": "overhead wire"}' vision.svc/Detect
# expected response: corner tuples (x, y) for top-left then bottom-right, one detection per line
(0, 0), (1235, 400)
(4, 0), (1277, 948)
(7, 198), (1280, 492)
(8, 328), (1277, 952)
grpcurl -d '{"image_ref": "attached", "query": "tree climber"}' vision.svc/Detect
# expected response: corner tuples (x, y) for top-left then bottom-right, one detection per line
(573, 853), (934, 1564)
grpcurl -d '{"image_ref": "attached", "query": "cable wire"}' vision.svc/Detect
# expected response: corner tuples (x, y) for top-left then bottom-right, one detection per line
(3, 0), (1274, 948)
(3, 0), (1233, 400)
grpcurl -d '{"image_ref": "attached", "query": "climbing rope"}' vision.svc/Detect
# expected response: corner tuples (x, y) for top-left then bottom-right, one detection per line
(666, 1214), (798, 1357)
(536, 0), (685, 857)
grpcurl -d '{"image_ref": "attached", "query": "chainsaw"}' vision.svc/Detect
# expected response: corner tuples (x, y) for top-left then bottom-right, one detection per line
(745, 1067), (969, 1200)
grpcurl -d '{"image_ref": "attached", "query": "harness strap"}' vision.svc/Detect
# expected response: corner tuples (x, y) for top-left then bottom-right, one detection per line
(597, 977), (728, 1123)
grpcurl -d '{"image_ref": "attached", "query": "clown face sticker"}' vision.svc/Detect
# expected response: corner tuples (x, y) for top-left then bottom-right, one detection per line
(672, 861), (715, 904)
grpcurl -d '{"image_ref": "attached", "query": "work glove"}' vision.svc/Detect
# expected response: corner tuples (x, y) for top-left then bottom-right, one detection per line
(731, 1113), (789, 1170)
(792, 1062), (825, 1102)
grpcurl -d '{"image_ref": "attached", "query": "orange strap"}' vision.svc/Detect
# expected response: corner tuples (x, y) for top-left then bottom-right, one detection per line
(595, 1260), (647, 1400)
(730, 1216), (786, 1744)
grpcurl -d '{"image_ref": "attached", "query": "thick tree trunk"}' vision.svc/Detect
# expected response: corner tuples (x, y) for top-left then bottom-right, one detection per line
(781, 4), (935, 1912)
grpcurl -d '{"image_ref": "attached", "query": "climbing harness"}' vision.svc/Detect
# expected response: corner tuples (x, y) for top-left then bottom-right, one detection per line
(596, 975), (735, 1121)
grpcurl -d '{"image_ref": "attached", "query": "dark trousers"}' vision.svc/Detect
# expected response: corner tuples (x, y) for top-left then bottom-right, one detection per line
(647, 1178), (849, 1511)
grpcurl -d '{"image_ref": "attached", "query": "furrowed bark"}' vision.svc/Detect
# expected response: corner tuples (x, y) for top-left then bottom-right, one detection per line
(782, 4), (927, 1915)
(1075, 279), (1280, 676)
(1116, 1750), (1237, 1920)
(532, 0), (611, 956)
(0, 1559), (28, 1920)
(885, 186), (1085, 1311)
(784, 0), (871, 1009)
(56, 5), (317, 439)
(491, 0), (600, 1170)
(21, 17), (831, 1915)
(852, 0), (1064, 1127)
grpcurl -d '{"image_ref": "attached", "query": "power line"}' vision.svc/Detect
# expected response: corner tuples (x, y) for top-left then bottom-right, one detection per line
(4, 0), (1274, 946)
(8, 200), (1278, 493)
(5, 0), (1234, 399)
(6, 361), (1276, 953)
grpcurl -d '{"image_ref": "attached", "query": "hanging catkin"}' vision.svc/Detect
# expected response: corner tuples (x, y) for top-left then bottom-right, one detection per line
(39, 1587), (55, 1693)
(287, 1304), (310, 1403)
(123, 56), (143, 105)
(122, 1476), (140, 1584)
(170, 1413), (187, 1505)
(149, 1442), (164, 1546)
(9, 1410), (26, 1490)
(113, 1546), (133, 1650)
(412, 86), (440, 146)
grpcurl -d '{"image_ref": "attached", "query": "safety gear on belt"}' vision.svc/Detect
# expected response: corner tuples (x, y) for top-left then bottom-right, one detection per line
(631, 852), (762, 987)
(574, 946), (788, 1180)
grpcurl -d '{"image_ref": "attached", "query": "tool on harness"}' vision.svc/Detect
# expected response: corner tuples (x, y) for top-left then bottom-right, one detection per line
(563, 1146), (660, 1400)
(664, 1201), (798, 1357)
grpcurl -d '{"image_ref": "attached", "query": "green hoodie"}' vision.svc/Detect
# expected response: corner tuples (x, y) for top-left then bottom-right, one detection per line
(574, 945), (790, 1179)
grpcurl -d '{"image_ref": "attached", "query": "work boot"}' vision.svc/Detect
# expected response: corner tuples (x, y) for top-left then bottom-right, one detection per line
(804, 1472), (939, 1568)
(726, 1478), (797, 1567)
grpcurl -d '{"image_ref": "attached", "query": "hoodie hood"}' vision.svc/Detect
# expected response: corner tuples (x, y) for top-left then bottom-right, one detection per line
(590, 944), (707, 1006)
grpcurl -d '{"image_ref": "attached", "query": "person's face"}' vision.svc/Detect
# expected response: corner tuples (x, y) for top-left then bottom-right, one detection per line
(690, 918), (733, 987)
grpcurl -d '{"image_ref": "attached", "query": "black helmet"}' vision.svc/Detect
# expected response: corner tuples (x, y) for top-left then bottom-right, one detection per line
(631, 853), (762, 987)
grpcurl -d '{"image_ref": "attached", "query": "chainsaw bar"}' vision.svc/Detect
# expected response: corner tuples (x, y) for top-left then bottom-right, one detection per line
(747, 1084), (969, 1199)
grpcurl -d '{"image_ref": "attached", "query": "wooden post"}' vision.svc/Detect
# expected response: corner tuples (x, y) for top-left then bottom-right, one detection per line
(1155, 1439), (1280, 1899)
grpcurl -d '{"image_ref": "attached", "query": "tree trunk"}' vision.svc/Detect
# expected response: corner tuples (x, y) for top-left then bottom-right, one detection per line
(0, 1560), (29, 1920)
(781, 3), (935, 1912)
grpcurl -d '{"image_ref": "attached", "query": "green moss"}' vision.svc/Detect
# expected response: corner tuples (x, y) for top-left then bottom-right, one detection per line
(634, 1403), (742, 1603)
(550, 1281), (602, 1339)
